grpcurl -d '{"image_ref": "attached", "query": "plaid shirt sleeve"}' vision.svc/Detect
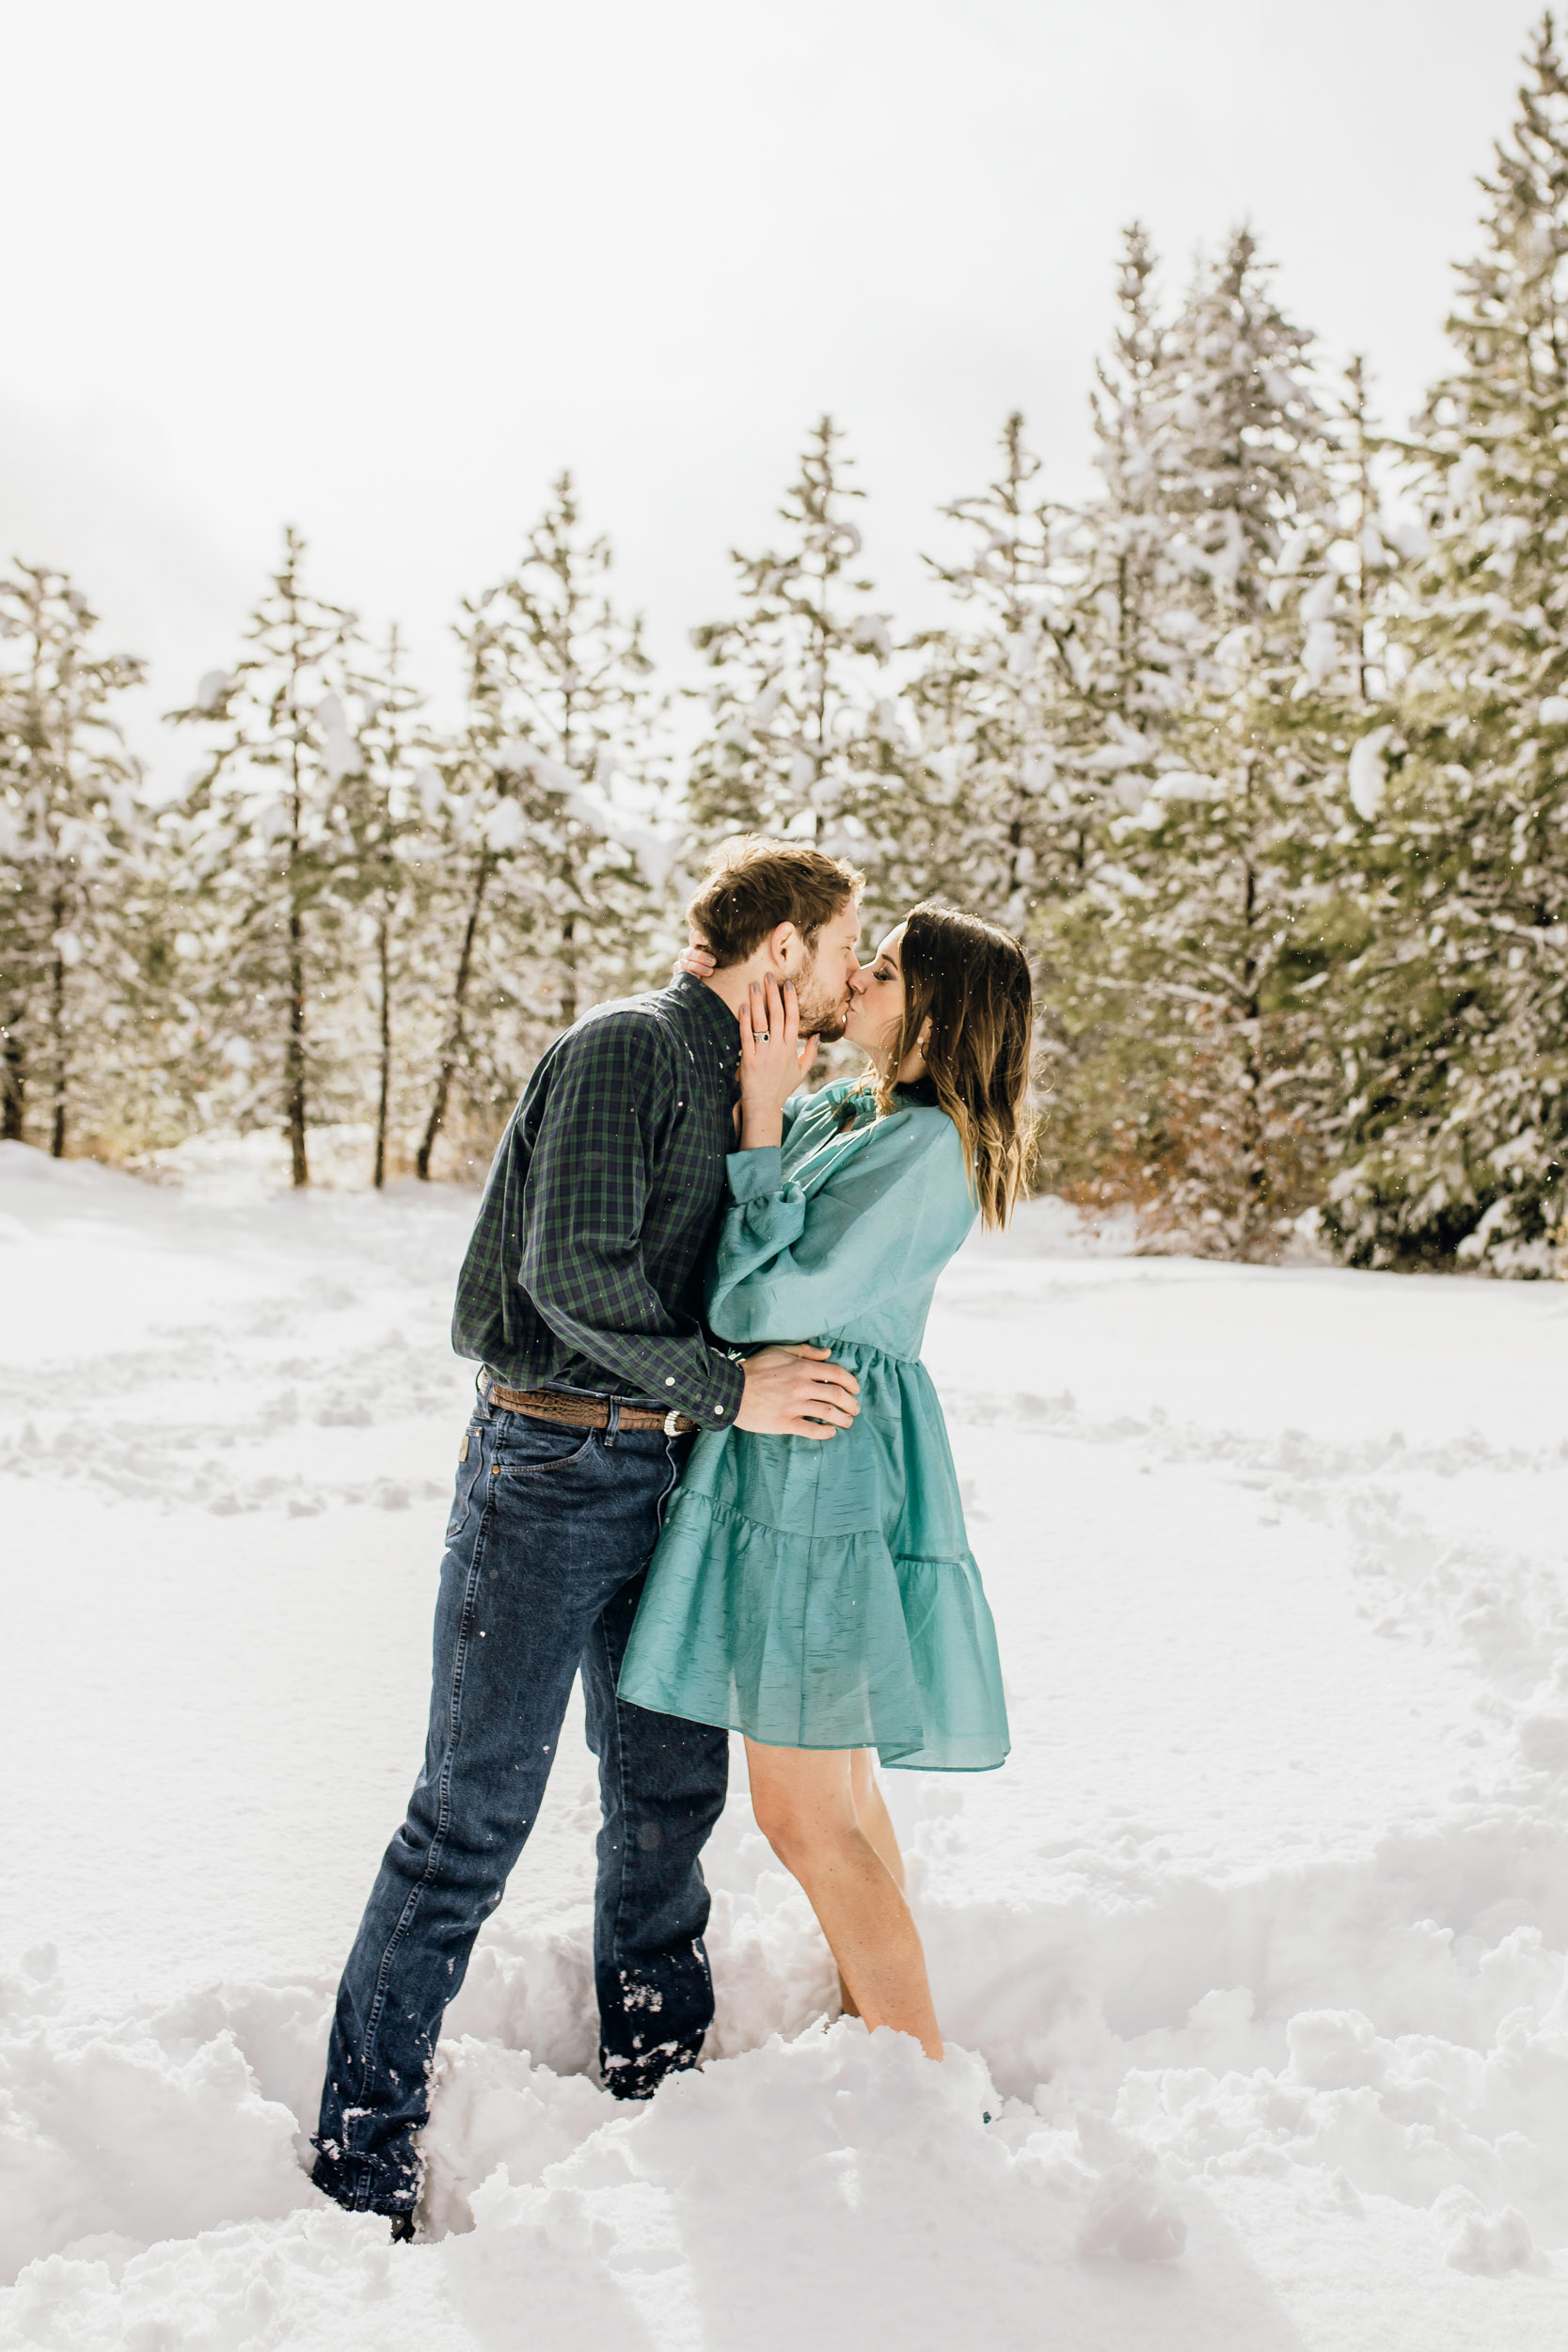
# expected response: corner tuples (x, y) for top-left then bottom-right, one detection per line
(514, 1010), (744, 1425)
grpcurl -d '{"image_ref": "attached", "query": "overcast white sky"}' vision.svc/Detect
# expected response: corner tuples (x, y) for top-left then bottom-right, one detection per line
(0, 0), (1550, 771)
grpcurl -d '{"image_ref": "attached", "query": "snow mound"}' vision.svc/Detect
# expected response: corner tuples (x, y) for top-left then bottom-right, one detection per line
(0, 1962), (331, 2283)
(1435, 2185), (1542, 2275)
(3, 2027), (1199, 2352)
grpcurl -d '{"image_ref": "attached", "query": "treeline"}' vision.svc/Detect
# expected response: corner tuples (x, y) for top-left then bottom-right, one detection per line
(0, 493), (673, 1192)
(4, 18), (1567, 1272)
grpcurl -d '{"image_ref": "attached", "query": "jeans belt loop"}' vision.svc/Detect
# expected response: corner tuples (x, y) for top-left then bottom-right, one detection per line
(605, 1395), (621, 1447)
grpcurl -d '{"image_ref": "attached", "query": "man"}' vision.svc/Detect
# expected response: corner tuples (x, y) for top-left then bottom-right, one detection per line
(312, 836), (865, 2229)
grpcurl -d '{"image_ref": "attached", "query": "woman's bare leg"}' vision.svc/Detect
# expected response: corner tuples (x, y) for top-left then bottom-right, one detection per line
(838, 1753), (906, 2015)
(746, 1739), (942, 2059)
(849, 1751), (906, 1889)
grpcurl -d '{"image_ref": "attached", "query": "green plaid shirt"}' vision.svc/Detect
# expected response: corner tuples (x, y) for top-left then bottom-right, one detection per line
(451, 975), (746, 1426)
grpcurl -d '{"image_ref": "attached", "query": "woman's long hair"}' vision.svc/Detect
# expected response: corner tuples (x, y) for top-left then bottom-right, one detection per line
(872, 902), (1036, 1230)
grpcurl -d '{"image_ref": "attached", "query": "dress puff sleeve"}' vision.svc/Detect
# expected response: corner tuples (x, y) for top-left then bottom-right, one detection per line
(705, 1105), (975, 1345)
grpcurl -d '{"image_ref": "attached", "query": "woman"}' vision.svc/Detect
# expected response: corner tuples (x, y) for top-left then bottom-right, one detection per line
(619, 902), (1034, 2061)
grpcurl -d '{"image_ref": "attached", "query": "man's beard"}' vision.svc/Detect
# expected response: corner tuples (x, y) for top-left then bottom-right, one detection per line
(793, 975), (849, 1041)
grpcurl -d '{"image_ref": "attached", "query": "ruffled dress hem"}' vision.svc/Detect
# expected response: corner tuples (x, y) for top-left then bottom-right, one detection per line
(620, 1490), (1010, 1773)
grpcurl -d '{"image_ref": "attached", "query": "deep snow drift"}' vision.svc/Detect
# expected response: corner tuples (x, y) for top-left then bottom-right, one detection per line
(1, 1136), (1565, 2350)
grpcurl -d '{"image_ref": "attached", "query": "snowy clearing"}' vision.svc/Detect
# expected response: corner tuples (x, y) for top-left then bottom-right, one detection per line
(2, 1138), (1566, 2350)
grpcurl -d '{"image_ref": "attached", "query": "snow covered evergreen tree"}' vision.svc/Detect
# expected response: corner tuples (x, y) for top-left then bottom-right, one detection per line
(0, 563), (144, 1156)
(343, 627), (436, 1187)
(1024, 229), (1207, 1223)
(1080, 222), (1193, 742)
(896, 414), (1100, 926)
(416, 475), (669, 1178)
(1326, 13), (1568, 1272)
(687, 418), (903, 898)
(168, 530), (365, 1187)
(1316, 358), (1415, 711)
(409, 692), (503, 1183)
(1040, 230), (1349, 1253)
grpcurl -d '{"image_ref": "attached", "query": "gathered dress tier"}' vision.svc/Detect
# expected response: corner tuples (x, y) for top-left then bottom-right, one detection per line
(618, 1077), (1009, 1772)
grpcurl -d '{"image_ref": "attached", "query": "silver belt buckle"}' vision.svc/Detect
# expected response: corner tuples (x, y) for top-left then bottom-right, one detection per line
(663, 1408), (686, 1436)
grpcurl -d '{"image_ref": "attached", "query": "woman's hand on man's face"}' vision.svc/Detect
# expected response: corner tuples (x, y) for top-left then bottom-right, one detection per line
(736, 973), (817, 1148)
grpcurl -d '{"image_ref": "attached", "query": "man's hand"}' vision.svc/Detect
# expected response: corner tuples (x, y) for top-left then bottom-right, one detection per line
(734, 1343), (861, 1438)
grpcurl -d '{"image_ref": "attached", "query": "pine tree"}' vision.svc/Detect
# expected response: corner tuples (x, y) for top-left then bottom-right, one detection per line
(1082, 222), (1192, 740)
(416, 475), (669, 1178)
(0, 563), (144, 1156)
(1275, 356), (1420, 1229)
(687, 417), (902, 891)
(1318, 357), (1415, 709)
(169, 529), (364, 1187)
(897, 414), (1100, 926)
(344, 627), (435, 1188)
(411, 703), (503, 1184)
(1022, 230), (1213, 1222)
(101, 790), (213, 1158)
(1040, 230), (1346, 1253)
(1327, 13), (1568, 1272)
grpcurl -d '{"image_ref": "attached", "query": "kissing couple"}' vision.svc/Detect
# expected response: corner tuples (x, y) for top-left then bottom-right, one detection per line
(310, 835), (1035, 2231)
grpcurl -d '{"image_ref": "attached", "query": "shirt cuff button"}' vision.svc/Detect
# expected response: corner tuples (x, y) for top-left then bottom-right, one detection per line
(665, 1376), (675, 1386)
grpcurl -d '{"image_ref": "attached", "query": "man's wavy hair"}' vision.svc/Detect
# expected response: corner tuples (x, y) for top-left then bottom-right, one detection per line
(873, 902), (1037, 1231)
(687, 835), (863, 968)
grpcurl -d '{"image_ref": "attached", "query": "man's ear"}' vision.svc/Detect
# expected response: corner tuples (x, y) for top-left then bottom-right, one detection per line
(768, 919), (801, 974)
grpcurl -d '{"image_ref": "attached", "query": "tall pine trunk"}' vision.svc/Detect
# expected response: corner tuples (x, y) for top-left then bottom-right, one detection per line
(2, 1013), (24, 1141)
(559, 911), (578, 1028)
(286, 896), (308, 1188)
(8, 623), (42, 1149)
(1236, 849), (1267, 1245)
(49, 889), (67, 1159)
(417, 851), (492, 1182)
(285, 744), (309, 1189)
(373, 901), (391, 1190)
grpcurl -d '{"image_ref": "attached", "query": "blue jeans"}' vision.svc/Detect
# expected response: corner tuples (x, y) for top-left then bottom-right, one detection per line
(311, 1392), (729, 2215)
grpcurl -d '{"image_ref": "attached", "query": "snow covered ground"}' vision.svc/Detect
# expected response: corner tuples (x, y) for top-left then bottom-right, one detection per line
(2, 1136), (1566, 2350)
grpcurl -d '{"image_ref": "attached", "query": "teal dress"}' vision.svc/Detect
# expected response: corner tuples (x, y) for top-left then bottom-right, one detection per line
(618, 1077), (1009, 1772)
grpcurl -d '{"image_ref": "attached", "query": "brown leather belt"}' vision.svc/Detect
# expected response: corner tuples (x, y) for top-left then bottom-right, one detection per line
(483, 1379), (698, 1438)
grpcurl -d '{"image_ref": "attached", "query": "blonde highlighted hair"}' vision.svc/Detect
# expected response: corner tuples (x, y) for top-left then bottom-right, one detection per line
(874, 902), (1036, 1230)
